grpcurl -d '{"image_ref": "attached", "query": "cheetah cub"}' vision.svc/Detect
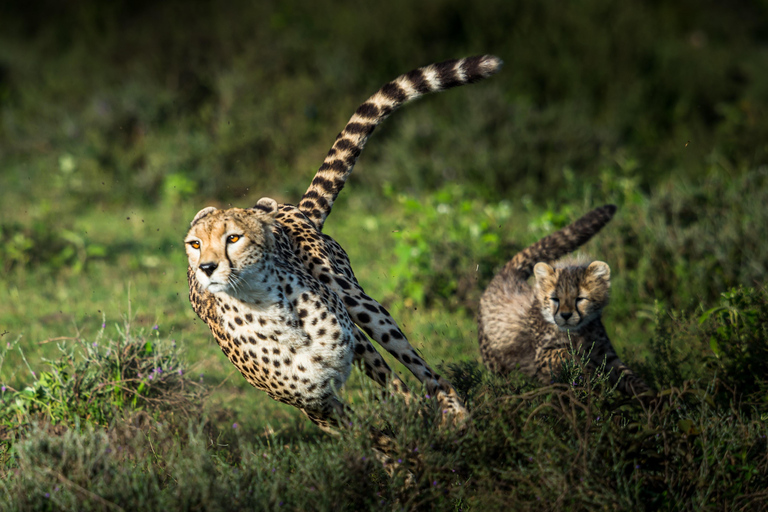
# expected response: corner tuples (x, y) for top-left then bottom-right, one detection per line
(478, 205), (652, 398)
(185, 56), (502, 456)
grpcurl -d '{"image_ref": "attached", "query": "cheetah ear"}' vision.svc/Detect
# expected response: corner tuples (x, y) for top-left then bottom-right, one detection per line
(586, 261), (611, 281)
(533, 262), (555, 284)
(251, 197), (278, 219)
(191, 206), (217, 226)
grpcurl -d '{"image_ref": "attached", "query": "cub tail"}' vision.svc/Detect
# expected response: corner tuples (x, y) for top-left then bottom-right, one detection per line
(501, 204), (617, 282)
(298, 55), (503, 231)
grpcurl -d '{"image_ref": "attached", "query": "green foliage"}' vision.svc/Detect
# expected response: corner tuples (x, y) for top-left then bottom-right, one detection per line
(381, 183), (516, 310)
(0, 217), (106, 273)
(2, 0), (768, 208)
(605, 168), (768, 310)
(1, 326), (767, 510)
(0, 320), (206, 463)
(700, 286), (768, 402)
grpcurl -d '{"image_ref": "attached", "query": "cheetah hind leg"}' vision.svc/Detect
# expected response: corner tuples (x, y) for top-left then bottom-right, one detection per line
(331, 275), (469, 427)
(352, 327), (413, 402)
(301, 397), (415, 485)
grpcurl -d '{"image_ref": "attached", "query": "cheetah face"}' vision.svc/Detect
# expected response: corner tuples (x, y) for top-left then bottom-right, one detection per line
(533, 261), (611, 332)
(185, 198), (278, 299)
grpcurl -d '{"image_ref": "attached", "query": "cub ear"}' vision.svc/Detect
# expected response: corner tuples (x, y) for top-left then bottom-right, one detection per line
(252, 197), (278, 219)
(586, 261), (611, 281)
(533, 262), (555, 283)
(191, 206), (217, 226)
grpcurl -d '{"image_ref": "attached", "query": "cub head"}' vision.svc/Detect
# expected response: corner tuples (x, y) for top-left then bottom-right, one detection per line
(533, 260), (610, 331)
(184, 198), (279, 296)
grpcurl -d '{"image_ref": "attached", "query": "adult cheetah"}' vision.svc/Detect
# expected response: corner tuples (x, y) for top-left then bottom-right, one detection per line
(185, 56), (502, 460)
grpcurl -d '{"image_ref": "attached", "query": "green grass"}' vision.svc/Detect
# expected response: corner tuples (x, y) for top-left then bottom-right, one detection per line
(1, 0), (768, 509)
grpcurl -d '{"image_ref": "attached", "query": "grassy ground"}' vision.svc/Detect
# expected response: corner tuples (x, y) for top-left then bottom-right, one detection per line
(1, 0), (767, 509)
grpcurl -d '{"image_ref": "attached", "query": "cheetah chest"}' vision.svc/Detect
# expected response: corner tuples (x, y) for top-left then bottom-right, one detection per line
(212, 283), (356, 410)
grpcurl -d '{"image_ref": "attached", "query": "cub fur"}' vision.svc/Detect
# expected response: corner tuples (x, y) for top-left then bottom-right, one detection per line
(478, 204), (652, 398)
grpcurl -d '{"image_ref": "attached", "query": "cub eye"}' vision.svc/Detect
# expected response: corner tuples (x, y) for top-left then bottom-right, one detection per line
(576, 297), (587, 304)
(188, 241), (200, 250)
(550, 297), (559, 304)
(227, 235), (241, 243)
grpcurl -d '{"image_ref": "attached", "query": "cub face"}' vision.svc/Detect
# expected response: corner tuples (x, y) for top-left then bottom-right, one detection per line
(533, 261), (611, 331)
(184, 198), (278, 297)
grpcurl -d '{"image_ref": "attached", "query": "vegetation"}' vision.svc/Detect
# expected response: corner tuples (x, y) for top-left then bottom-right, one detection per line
(1, 0), (766, 509)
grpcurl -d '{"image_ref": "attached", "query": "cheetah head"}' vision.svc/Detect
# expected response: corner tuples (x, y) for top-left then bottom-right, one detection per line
(533, 260), (611, 332)
(185, 198), (279, 299)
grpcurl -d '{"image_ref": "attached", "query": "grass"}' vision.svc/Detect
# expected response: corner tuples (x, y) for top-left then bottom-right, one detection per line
(2, 293), (767, 510)
(1, 0), (768, 509)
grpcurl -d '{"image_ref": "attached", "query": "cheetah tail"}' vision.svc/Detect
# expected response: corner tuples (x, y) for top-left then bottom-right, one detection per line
(501, 204), (617, 281)
(298, 55), (503, 231)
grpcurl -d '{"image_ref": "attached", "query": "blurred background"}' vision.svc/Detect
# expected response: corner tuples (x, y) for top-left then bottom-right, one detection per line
(1, 0), (767, 419)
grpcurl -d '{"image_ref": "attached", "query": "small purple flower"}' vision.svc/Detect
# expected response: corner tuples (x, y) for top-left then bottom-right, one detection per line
(432, 481), (438, 486)
(528, 457), (533, 462)
(397, 459), (402, 464)
(31, 371), (35, 377)
(178, 368), (183, 375)
(153, 325), (159, 330)
(1, 386), (6, 393)
(45, 493), (50, 499)
(233, 423), (239, 429)
(101, 323), (106, 329)
(92, 342), (98, 348)
(361, 456), (366, 461)
(149, 374), (154, 380)
(635, 464), (640, 469)
(155, 367), (162, 373)
(425, 394), (431, 399)
(54, 487), (59, 492)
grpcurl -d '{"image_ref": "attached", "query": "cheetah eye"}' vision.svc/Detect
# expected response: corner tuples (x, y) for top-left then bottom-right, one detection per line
(576, 297), (587, 304)
(188, 240), (200, 250)
(550, 297), (559, 304)
(227, 234), (242, 243)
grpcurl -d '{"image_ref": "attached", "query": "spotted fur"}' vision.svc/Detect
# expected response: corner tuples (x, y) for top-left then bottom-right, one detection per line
(185, 57), (502, 469)
(478, 205), (653, 398)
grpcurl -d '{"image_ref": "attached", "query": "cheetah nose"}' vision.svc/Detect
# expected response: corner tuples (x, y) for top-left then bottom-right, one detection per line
(199, 262), (218, 277)
(560, 312), (572, 321)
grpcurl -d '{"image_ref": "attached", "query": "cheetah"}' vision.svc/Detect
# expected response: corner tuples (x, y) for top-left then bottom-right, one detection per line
(185, 56), (502, 458)
(478, 205), (653, 398)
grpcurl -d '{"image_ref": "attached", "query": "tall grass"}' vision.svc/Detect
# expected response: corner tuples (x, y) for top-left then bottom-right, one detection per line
(1, 287), (767, 510)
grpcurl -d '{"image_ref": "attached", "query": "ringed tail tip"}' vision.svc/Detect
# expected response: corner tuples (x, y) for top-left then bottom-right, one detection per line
(477, 55), (503, 77)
